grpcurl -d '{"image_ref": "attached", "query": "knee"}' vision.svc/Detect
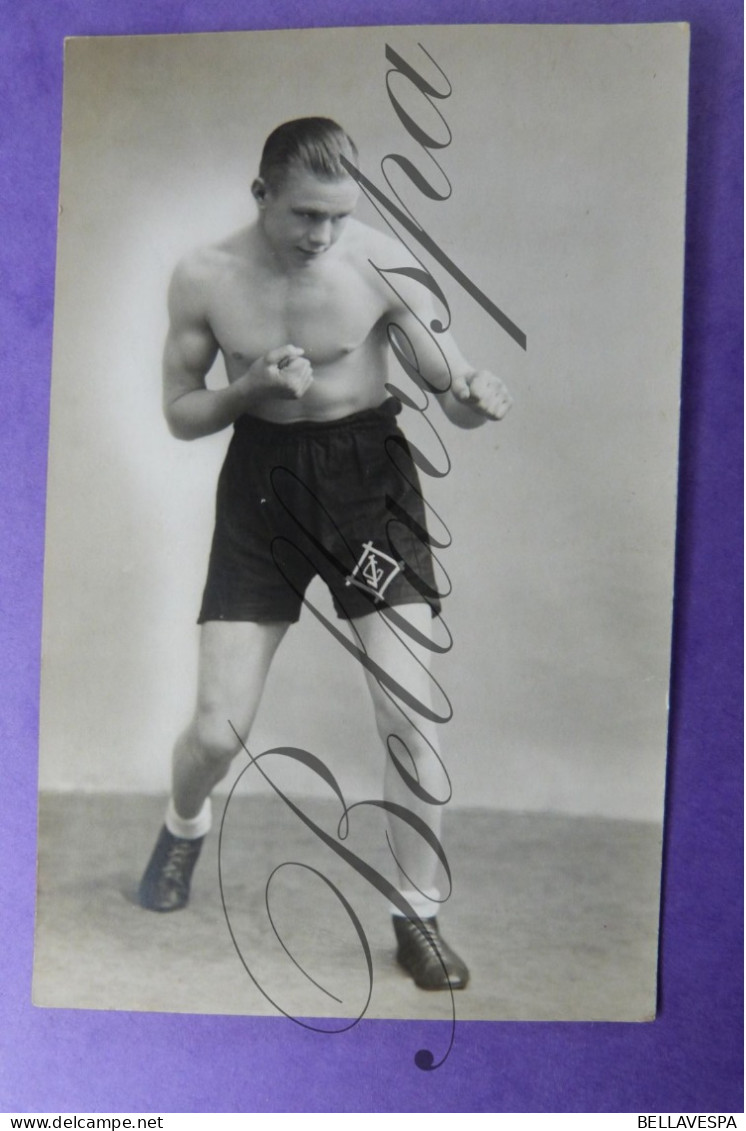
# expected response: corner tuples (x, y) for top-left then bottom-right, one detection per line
(372, 695), (402, 741)
(192, 712), (244, 772)
(372, 696), (427, 753)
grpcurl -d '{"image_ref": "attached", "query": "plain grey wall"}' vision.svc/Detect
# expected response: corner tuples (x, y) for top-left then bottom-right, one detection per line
(40, 25), (689, 819)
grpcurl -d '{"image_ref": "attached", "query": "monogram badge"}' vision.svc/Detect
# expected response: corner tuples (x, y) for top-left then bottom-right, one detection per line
(345, 541), (403, 602)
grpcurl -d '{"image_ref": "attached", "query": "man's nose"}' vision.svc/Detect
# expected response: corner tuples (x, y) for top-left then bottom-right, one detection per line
(309, 219), (332, 245)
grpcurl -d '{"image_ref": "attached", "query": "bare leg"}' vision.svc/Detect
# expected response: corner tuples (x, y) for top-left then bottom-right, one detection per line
(172, 620), (289, 817)
(352, 604), (449, 910)
(139, 619), (288, 912)
(351, 603), (468, 989)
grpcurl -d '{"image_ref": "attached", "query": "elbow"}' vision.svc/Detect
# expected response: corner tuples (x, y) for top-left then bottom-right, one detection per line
(164, 403), (199, 441)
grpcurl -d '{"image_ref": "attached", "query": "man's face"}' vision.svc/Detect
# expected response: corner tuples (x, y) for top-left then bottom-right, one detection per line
(256, 168), (360, 265)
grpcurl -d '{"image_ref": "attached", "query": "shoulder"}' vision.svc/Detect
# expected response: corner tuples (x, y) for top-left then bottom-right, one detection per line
(343, 220), (434, 315)
(344, 218), (416, 270)
(167, 231), (246, 319)
(168, 248), (213, 314)
(169, 239), (226, 294)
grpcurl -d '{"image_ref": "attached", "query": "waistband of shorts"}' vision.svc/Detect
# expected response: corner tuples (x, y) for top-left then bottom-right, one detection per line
(233, 397), (402, 441)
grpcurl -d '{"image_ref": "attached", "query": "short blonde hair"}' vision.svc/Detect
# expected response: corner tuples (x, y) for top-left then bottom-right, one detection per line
(259, 118), (359, 190)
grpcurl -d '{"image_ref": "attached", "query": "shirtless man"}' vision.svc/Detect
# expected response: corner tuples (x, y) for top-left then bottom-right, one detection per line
(138, 118), (511, 991)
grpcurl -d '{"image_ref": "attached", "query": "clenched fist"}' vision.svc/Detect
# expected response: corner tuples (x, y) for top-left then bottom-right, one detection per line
(250, 345), (314, 400)
(452, 369), (512, 421)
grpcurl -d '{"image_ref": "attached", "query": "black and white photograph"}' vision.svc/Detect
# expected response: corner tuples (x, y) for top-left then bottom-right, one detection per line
(34, 23), (689, 1025)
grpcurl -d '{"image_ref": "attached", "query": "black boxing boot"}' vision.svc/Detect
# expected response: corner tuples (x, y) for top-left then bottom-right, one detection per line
(138, 825), (204, 912)
(393, 915), (470, 990)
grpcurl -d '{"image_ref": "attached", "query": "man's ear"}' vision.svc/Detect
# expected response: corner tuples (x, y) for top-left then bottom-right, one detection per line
(251, 178), (267, 206)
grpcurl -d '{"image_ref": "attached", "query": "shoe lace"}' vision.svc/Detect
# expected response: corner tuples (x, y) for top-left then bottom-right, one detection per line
(410, 918), (442, 952)
(161, 839), (196, 883)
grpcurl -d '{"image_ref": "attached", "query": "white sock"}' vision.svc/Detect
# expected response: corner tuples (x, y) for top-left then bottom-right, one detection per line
(391, 887), (442, 920)
(165, 797), (212, 841)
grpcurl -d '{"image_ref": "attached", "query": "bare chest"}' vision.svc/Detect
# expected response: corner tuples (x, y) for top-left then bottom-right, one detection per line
(208, 262), (383, 369)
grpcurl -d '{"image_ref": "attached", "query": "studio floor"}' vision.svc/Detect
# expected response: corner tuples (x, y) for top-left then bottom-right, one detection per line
(33, 792), (661, 1023)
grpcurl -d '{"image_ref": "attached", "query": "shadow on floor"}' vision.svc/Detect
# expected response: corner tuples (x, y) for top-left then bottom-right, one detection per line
(33, 792), (661, 1022)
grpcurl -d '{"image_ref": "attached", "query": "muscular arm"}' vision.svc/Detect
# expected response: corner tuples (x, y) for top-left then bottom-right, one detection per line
(162, 258), (247, 440)
(372, 240), (512, 429)
(162, 256), (312, 441)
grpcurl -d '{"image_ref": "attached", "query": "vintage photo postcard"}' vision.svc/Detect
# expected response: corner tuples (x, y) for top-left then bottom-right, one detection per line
(33, 23), (689, 1031)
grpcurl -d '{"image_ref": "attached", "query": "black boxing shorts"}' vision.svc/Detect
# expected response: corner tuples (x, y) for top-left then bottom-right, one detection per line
(197, 398), (443, 624)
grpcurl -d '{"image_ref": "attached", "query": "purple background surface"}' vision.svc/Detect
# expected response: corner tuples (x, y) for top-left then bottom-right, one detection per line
(0, 0), (741, 1115)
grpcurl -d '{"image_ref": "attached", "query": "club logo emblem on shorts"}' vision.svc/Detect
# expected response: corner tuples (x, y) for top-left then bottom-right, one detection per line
(345, 541), (403, 602)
